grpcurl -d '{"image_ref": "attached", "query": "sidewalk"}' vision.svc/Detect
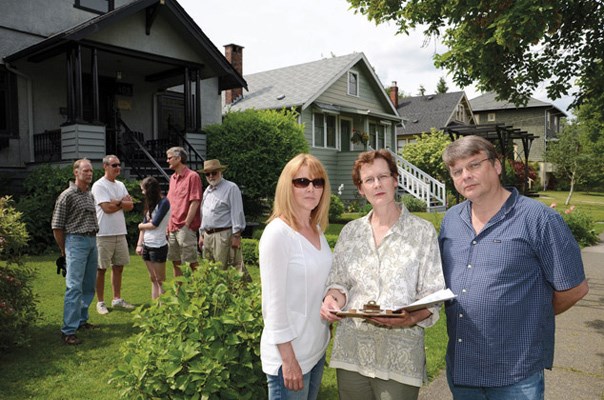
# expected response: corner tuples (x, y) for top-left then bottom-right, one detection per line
(419, 235), (604, 400)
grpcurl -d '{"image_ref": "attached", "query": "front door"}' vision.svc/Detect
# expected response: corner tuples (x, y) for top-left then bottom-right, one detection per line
(157, 91), (185, 140)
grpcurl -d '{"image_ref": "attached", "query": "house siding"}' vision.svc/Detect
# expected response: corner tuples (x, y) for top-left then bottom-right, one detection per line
(61, 124), (106, 160)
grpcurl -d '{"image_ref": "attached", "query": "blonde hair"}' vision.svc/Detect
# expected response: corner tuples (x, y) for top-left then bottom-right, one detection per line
(268, 154), (331, 233)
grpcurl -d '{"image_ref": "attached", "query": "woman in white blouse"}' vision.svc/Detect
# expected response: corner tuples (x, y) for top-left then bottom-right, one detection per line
(320, 149), (445, 400)
(260, 153), (333, 400)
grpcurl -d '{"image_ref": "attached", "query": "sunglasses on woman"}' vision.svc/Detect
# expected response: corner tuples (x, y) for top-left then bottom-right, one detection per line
(292, 178), (325, 189)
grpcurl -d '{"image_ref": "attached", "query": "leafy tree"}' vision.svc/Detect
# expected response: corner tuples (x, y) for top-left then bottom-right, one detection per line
(401, 129), (451, 183)
(436, 77), (448, 94)
(417, 85), (426, 96)
(545, 120), (601, 205)
(206, 108), (308, 217)
(346, 0), (604, 117)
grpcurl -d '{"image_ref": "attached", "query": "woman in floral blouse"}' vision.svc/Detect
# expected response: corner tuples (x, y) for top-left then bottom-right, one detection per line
(320, 149), (445, 400)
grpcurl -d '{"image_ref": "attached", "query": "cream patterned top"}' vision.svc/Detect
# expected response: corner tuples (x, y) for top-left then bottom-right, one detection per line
(326, 204), (445, 387)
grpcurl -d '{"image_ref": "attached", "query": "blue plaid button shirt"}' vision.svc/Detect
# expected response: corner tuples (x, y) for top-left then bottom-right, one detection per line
(439, 188), (585, 387)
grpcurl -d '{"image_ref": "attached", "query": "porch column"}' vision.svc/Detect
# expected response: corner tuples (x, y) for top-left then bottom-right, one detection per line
(194, 68), (201, 131)
(66, 49), (75, 124)
(91, 48), (100, 123)
(74, 44), (84, 123)
(184, 67), (192, 131)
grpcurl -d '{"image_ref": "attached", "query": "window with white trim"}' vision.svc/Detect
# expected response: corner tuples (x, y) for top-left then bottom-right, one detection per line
(487, 113), (496, 122)
(313, 113), (338, 149)
(456, 104), (465, 122)
(348, 71), (359, 96)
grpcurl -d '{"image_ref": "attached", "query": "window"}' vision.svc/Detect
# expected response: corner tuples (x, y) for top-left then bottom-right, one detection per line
(474, 114), (480, 124)
(0, 67), (18, 138)
(313, 113), (324, 147)
(74, 0), (114, 14)
(456, 104), (465, 122)
(313, 113), (338, 149)
(369, 122), (377, 148)
(487, 113), (496, 122)
(348, 71), (358, 96)
(376, 124), (385, 149)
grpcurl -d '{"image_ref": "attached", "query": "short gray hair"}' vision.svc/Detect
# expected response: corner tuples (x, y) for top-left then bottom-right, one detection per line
(102, 154), (118, 165)
(442, 136), (499, 167)
(166, 146), (188, 164)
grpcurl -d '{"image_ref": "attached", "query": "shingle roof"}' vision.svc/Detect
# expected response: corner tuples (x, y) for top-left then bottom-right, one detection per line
(470, 92), (565, 115)
(228, 52), (394, 114)
(396, 91), (467, 135)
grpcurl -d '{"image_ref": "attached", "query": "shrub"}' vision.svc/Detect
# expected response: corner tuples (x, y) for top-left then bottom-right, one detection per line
(16, 164), (143, 254)
(401, 194), (427, 212)
(325, 234), (339, 249)
(0, 196), (39, 353)
(241, 238), (259, 266)
(560, 208), (599, 247)
(329, 194), (345, 223)
(112, 262), (265, 399)
(206, 108), (308, 217)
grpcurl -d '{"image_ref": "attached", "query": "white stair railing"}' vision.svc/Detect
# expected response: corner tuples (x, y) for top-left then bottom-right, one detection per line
(388, 149), (447, 211)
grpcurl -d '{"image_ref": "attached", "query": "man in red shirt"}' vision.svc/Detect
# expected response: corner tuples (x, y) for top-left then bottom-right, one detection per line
(166, 147), (202, 277)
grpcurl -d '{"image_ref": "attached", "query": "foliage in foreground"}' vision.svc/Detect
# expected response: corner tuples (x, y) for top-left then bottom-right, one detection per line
(112, 262), (265, 400)
(558, 207), (599, 248)
(0, 196), (39, 352)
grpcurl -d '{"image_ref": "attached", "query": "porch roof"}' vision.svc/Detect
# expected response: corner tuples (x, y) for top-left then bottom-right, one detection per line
(4, 0), (246, 91)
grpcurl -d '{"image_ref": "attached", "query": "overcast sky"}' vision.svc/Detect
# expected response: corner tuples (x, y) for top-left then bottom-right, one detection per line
(179, 0), (573, 113)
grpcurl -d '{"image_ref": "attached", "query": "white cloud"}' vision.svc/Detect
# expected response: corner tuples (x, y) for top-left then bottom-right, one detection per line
(179, 0), (572, 111)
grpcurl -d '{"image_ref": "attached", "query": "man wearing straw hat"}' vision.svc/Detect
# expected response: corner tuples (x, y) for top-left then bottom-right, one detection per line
(198, 159), (246, 272)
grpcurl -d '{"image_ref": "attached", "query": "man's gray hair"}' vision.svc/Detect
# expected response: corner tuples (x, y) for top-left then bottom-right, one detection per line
(102, 154), (118, 165)
(442, 136), (499, 167)
(167, 146), (188, 164)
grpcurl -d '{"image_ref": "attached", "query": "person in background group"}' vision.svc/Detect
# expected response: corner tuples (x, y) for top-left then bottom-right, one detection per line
(439, 135), (589, 399)
(165, 146), (202, 277)
(320, 149), (445, 400)
(91, 155), (135, 314)
(51, 159), (99, 345)
(259, 154), (333, 400)
(198, 159), (246, 272)
(136, 176), (170, 300)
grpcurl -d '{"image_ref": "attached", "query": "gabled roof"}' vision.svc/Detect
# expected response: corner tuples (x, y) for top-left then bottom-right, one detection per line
(228, 53), (399, 119)
(4, 0), (246, 90)
(470, 92), (565, 115)
(396, 91), (472, 135)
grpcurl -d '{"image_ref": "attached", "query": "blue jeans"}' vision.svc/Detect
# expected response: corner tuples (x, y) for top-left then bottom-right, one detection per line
(62, 234), (98, 335)
(447, 369), (544, 400)
(267, 354), (326, 400)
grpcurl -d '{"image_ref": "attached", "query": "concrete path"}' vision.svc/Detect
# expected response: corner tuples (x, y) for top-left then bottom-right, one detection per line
(419, 236), (604, 400)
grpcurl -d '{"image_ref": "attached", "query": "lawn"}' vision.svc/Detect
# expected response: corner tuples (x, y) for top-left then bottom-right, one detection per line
(535, 191), (604, 234)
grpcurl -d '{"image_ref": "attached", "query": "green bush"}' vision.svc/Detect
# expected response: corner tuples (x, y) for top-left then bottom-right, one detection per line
(329, 194), (345, 223)
(0, 196), (39, 352)
(16, 164), (143, 254)
(241, 238), (259, 266)
(112, 262), (265, 400)
(560, 208), (599, 247)
(401, 194), (427, 212)
(206, 108), (308, 217)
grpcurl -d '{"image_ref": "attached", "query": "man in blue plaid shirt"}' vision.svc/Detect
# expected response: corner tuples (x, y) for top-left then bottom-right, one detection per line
(439, 136), (588, 399)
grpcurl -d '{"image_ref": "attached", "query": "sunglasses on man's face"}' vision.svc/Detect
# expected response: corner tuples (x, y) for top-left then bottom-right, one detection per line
(110, 163), (121, 168)
(292, 178), (325, 189)
(205, 171), (219, 177)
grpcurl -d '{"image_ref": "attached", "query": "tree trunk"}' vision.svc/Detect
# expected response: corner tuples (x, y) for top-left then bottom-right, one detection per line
(565, 170), (575, 206)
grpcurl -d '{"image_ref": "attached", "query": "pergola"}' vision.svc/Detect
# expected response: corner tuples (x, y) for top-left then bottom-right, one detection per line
(443, 123), (538, 194)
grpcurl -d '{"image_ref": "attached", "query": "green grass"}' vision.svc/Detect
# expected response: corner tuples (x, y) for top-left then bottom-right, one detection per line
(535, 191), (604, 234)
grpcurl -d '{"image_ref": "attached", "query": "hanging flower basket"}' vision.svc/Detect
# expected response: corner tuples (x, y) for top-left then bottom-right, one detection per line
(351, 129), (369, 145)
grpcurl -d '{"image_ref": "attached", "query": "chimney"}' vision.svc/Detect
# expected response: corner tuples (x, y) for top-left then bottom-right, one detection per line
(224, 44), (244, 104)
(389, 81), (398, 109)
